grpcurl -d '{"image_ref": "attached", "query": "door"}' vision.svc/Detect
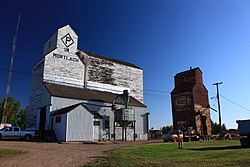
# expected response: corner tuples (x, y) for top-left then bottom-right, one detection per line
(50, 117), (54, 130)
(13, 127), (21, 139)
(2, 127), (19, 139)
(93, 120), (101, 141)
(39, 107), (46, 130)
(201, 116), (207, 135)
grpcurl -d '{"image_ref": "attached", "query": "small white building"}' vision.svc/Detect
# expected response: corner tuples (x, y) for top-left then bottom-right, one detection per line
(27, 25), (149, 142)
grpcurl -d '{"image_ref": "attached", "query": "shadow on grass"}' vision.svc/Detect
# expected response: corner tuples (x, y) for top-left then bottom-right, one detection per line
(188, 145), (243, 151)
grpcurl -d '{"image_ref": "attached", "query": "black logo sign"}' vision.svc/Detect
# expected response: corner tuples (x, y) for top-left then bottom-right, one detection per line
(53, 53), (79, 62)
(61, 33), (74, 47)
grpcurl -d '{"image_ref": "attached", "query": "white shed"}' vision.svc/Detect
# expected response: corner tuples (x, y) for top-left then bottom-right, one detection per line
(50, 103), (103, 142)
(39, 83), (148, 142)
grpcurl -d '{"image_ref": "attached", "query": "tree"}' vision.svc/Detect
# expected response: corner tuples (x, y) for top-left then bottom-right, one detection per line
(6, 97), (21, 124)
(16, 107), (28, 129)
(0, 98), (3, 116)
(0, 97), (28, 129)
(161, 125), (173, 134)
(222, 123), (227, 132)
(211, 119), (219, 134)
(211, 119), (227, 134)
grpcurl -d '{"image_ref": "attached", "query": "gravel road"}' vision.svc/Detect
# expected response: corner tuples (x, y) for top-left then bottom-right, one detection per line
(0, 140), (161, 167)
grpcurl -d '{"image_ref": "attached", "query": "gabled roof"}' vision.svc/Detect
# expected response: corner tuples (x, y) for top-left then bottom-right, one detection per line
(174, 67), (202, 77)
(44, 82), (146, 108)
(80, 50), (142, 70)
(58, 24), (78, 37)
(50, 102), (103, 119)
(171, 67), (207, 94)
(50, 103), (82, 116)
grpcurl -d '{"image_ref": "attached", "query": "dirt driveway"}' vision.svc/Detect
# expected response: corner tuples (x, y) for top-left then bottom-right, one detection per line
(0, 140), (162, 167)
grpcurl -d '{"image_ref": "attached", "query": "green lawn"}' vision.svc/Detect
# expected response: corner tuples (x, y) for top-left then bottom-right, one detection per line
(85, 140), (250, 167)
(0, 148), (22, 158)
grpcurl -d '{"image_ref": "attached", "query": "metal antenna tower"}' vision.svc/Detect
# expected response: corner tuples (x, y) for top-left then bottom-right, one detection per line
(1, 13), (21, 123)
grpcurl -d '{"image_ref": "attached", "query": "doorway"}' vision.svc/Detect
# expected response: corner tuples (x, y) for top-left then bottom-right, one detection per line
(39, 107), (46, 130)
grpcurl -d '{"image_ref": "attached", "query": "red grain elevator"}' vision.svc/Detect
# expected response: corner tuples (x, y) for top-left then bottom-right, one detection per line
(171, 67), (211, 136)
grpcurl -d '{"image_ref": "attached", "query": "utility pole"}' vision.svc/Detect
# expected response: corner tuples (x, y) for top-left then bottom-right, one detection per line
(213, 82), (223, 139)
(1, 13), (21, 123)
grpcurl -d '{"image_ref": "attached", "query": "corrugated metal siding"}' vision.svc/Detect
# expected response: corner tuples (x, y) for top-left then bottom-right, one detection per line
(51, 97), (83, 111)
(27, 59), (44, 129)
(66, 105), (93, 141)
(49, 97), (148, 141)
(134, 107), (148, 140)
(52, 114), (67, 141)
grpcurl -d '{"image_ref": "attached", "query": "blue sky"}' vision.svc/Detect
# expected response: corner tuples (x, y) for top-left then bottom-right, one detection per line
(1, 0), (250, 129)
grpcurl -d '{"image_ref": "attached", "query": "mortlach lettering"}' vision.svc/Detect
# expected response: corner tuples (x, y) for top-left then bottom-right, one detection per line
(53, 53), (79, 62)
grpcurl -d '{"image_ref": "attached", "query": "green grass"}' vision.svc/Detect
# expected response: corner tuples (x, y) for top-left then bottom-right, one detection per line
(0, 148), (22, 158)
(84, 140), (250, 167)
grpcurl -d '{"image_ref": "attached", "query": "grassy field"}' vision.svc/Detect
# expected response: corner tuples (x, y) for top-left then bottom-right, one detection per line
(85, 140), (250, 167)
(0, 148), (22, 158)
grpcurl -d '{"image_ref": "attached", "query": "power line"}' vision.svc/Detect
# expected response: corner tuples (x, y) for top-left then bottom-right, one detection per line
(0, 46), (42, 59)
(143, 88), (216, 95)
(0, 75), (31, 82)
(220, 94), (250, 112)
(0, 68), (31, 76)
(0, 39), (43, 51)
(144, 89), (170, 93)
(0, 68), (223, 98)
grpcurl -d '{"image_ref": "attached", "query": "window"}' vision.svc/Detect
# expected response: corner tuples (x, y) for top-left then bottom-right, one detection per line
(5, 127), (12, 131)
(55, 116), (61, 124)
(93, 121), (100, 126)
(64, 48), (69, 52)
(14, 128), (19, 131)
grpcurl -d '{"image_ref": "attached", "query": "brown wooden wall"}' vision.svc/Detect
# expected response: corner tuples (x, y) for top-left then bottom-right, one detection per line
(171, 68), (211, 136)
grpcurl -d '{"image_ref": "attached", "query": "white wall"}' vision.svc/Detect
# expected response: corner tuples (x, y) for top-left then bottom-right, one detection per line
(51, 97), (83, 111)
(43, 49), (85, 87)
(111, 106), (148, 141)
(28, 25), (81, 129)
(84, 102), (114, 140)
(28, 25), (145, 130)
(43, 25), (84, 87)
(52, 114), (67, 141)
(134, 107), (148, 140)
(43, 25), (78, 55)
(87, 55), (144, 103)
(66, 105), (93, 141)
(27, 59), (44, 129)
(50, 97), (148, 141)
(85, 103), (148, 141)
